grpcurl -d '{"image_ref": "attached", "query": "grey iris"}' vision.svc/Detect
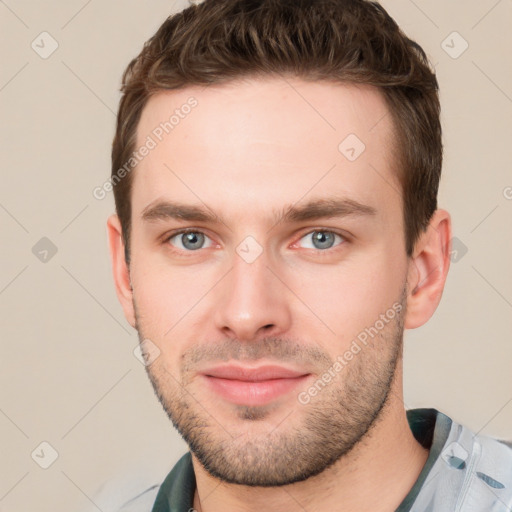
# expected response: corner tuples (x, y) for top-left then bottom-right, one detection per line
(312, 231), (336, 250)
(182, 232), (205, 250)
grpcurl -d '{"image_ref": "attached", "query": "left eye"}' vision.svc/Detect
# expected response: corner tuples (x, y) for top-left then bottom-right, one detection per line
(167, 231), (214, 251)
(297, 230), (344, 250)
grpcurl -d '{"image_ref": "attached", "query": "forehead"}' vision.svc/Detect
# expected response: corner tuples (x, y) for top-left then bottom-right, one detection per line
(132, 77), (400, 225)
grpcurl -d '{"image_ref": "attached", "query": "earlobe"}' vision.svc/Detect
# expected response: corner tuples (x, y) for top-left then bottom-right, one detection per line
(106, 214), (136, 328)
(404, 209), (452, 329)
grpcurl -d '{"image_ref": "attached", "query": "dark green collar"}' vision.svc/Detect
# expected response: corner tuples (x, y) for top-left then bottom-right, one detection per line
(151, 450), (195, 512)
(152, 408), (451, 512)
(395, 408), (452, 511)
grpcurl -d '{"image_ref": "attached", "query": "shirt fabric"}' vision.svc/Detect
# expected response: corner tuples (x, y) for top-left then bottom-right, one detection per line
(116, 408), (512, 512)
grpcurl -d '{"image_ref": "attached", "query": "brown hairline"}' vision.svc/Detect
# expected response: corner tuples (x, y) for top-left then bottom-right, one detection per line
(111, 0), (442, 264)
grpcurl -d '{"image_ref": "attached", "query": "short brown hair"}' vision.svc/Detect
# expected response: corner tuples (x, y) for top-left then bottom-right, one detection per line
(112, 0), (441, 262)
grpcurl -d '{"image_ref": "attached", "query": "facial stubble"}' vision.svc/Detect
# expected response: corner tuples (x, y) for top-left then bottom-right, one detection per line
(135, 288), (406, 487)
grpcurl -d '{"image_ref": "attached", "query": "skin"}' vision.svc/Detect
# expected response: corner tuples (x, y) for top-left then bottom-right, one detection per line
(108, 77), (451, 511)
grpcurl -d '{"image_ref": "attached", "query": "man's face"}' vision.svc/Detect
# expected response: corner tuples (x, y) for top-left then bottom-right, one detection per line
(127, 77), (411, 485)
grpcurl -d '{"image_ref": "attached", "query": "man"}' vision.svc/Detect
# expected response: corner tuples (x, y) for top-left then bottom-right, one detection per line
(106, 0), (512, 510)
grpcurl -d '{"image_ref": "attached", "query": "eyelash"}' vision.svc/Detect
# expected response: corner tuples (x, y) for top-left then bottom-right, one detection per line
(162, 228), (348, 256)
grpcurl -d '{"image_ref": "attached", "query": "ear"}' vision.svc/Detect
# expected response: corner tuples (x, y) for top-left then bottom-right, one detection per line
(404, 209), (452, 329)
(107, 214), (136, 328)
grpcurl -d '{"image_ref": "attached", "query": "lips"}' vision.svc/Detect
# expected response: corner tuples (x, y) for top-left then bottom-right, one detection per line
(200, 364), (311, 406)
(204, 364), (308, 381)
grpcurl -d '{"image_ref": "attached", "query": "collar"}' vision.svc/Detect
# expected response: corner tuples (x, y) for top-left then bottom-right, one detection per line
(151, 408), (451, 512)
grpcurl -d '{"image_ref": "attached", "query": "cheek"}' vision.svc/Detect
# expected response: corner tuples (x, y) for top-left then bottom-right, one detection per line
(132, 271), (193, 377)
(133, 274), (190, 333)
(130, 253), (222, 339)
(288, 248), (407, 345)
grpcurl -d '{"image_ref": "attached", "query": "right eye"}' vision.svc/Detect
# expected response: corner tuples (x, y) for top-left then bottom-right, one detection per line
(165, 229), (215, 252)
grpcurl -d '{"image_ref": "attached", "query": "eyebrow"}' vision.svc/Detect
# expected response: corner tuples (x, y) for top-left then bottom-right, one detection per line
(140, 197), (377, 226)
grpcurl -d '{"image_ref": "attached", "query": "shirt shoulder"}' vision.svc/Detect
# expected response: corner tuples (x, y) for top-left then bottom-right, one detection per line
(116, 484), (161, 512)
(114, 452), (195, 512)
(410, 413), (512, 512)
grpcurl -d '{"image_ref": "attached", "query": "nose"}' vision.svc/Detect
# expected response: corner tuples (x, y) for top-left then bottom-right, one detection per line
(214, 244), (292, 342)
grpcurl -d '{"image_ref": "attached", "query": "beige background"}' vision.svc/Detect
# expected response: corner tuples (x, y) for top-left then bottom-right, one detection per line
(1, 0), (511, 511)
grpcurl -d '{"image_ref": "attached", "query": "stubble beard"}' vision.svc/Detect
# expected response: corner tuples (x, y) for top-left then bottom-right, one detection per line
(135, 289), (406, 487)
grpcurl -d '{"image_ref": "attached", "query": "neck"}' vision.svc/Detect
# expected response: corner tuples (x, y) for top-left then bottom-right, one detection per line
(191, 371), (429, 512)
